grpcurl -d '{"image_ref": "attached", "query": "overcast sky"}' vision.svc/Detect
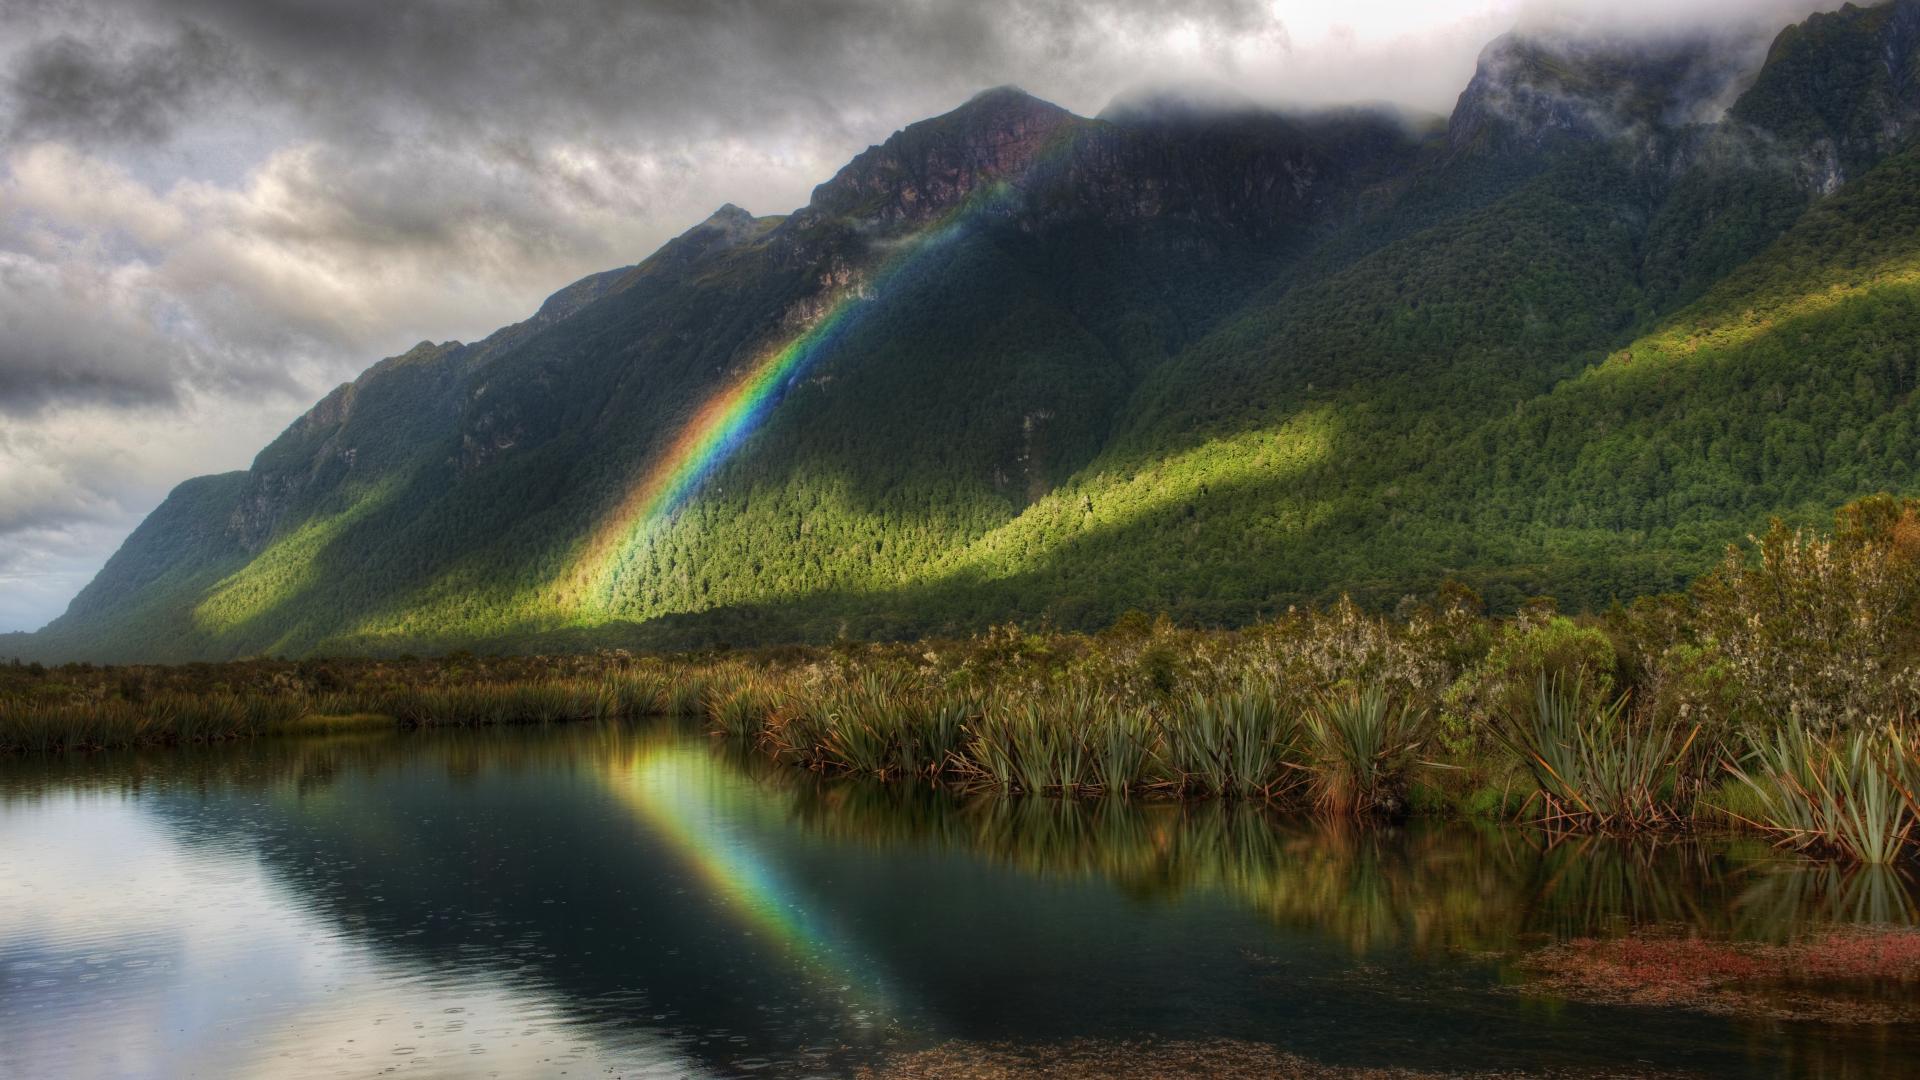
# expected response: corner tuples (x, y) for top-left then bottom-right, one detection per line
(0, 0), (1841, 632)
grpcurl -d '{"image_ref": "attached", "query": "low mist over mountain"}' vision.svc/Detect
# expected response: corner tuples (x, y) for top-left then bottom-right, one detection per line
(16, 0), (1920, 661)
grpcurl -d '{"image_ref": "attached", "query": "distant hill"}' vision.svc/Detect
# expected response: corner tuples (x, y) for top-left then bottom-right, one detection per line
(25, 1), (1920, 661)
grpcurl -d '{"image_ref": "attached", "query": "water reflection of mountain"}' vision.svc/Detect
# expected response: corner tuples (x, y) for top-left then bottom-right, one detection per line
(12, 724), (1916, 1079)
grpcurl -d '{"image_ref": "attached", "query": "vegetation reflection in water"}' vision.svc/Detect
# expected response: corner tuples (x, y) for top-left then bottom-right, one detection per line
(5, 723), (1918, 1078)
(692, 735), (1918, 953)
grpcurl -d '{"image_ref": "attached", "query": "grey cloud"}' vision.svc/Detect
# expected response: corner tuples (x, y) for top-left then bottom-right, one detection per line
(0, 0), (1301, 419)
(0, 256), (182, 415)
(10, 0), (1286, 152)
(5, 23), (243, 146)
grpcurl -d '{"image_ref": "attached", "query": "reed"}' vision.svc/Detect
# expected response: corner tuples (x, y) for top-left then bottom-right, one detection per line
(1723, 718), (1916, 864)
(1493, 675), (1702, 830)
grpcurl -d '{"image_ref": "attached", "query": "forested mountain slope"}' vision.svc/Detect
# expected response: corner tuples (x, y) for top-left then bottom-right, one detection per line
(20, 1), (1920, 661)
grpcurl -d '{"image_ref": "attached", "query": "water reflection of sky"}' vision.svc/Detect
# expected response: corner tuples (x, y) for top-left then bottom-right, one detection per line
(0, 790), (710, 1080)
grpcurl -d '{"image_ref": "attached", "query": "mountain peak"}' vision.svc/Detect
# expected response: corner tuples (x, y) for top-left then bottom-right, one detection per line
(1446, 28), (1763, 154)
(799, 87), (1080, 226)
(1097, 80), (1262, 124)
(1729, 0), (1920, 189)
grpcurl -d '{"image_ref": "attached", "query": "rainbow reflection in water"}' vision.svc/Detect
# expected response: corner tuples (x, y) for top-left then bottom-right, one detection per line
(602, 743), (901, 1022)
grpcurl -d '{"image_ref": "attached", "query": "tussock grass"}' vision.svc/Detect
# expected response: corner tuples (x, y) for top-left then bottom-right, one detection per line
(773, 671), (971, 780)
(13, 494), (1920, 865)
(377, 674), (672, 729)
(0, 692), (308, 753)
(1159, 686), (1301, 799)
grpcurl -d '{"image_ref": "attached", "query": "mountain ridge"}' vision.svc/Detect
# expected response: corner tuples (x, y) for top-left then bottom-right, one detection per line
(19, 0), (1920, 662)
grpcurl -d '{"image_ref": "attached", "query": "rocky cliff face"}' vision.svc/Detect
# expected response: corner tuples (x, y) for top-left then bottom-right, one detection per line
(1446, 29), (1773, 157)
(1732, 0), (1920, 192)
(1446, 6), (1920, 200)
(234, 263), (641, 548)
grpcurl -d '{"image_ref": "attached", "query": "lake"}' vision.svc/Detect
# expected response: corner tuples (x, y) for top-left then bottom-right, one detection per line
(2, 722), (1915, 1078)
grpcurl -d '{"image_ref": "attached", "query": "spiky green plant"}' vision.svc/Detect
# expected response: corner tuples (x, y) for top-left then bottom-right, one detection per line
(1301, 682), (1426, 815)
(664, 675), (710, 716)
(1492, 675), (1702, 830)
(962, 686), (1122, 795)
(707, 682), (777, 738)
(1159, 686), (1300, 798)
(1724, 718), (1916, 864)
(0, 691), (311, 752)
(601, 672), (668, 718)
(1090, 701), (1154, 796)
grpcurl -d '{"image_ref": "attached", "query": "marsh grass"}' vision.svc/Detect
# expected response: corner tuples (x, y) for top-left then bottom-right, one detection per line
(704, 675), (782, 739)
(370, 672), (668, 730)
(664, 673), (712, 716)
(0, 692), (308, 752)
(1159, 686), (1301, 799)
(13, 495), (1920, 865)
(763, 671), (973, 779)
(965, 689), (1105, 794)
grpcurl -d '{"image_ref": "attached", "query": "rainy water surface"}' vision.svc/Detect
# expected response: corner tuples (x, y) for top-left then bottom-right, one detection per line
(2, 723), (1916, 1078)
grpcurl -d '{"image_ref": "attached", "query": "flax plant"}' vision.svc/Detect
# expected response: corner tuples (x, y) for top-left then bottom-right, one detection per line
(1493, 675), (1703, 830)
(1158, 685), (1301, 799)
(1723, 718), (1916, 864)
(1301, 682), (1426, 815)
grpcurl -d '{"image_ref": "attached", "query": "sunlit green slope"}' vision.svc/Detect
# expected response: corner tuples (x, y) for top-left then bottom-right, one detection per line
(24, 1), (1920, 660)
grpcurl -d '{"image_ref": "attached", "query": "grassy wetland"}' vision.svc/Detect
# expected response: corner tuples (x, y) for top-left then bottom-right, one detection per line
(3, 495), (1920, 864)
(10, 497), (1920, 868)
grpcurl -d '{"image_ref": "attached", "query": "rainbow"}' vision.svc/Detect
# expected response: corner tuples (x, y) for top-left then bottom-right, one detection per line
(570, 122), (1080, 613)
(603, 743), (899, 1019)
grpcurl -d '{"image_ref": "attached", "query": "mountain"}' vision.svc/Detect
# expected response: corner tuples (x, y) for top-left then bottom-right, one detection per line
(20, 1), (1920, 662)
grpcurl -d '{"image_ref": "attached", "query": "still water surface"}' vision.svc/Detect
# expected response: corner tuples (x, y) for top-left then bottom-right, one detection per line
(1, 722), (1916, 1079)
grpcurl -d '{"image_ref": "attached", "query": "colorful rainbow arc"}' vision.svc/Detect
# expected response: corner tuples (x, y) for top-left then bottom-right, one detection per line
(569, 124), (1080, 614)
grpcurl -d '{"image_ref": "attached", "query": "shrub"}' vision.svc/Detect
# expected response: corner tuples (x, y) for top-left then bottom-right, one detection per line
(1692, 502), (1920, 730)
(1442, 612), (1617, 754)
